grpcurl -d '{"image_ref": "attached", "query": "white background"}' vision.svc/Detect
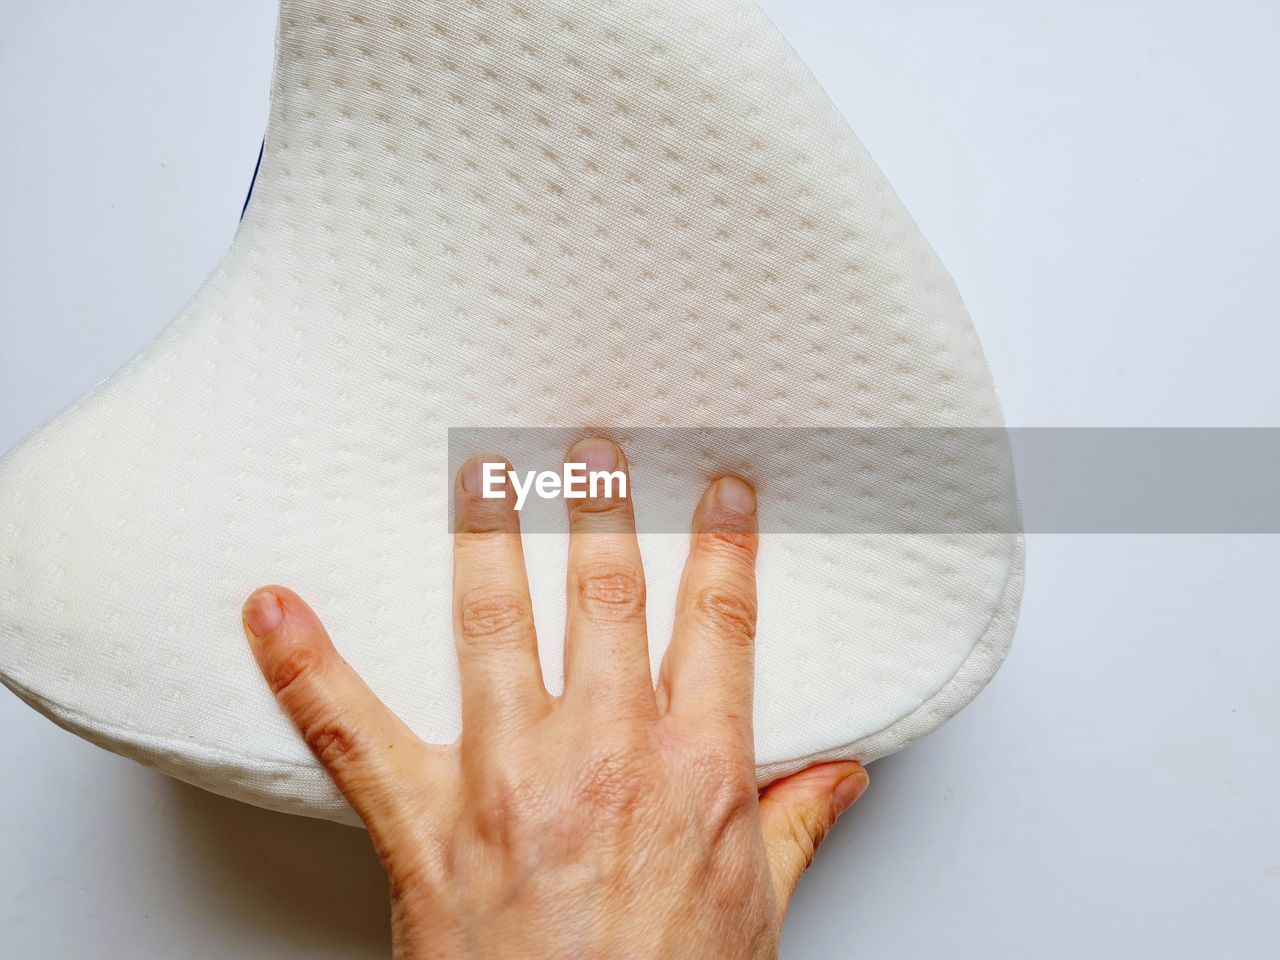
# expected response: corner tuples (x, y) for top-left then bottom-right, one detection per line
(2, 1), (1278, 957)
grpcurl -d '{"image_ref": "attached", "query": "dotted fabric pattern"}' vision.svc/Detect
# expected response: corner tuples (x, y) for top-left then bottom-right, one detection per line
(0, 0), (1022, 826)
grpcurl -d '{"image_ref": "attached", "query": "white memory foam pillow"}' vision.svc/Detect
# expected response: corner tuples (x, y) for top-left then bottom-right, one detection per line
(0, 0), (1022, 826)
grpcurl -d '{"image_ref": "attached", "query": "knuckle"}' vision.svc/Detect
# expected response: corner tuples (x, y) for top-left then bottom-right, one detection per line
(300, 711), (364, 771)
(263, 641), (323, 698)
(686, 750), (756, 831)
(570, 482), (631, 515)
(573, 745), (649, 817)
(700, 528), (757, 562)
(570, 495), (634, 532)
(575, 562), (646, 621)
(458, 589), (533, 645)
(472, 765), (549, 845)
(455, 503), (515, 537)
(785, 805), (834, 871)
(693, 584), (757, 645)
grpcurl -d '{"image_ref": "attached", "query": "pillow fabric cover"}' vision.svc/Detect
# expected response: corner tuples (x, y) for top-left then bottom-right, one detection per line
(0, 0), (1022, 825)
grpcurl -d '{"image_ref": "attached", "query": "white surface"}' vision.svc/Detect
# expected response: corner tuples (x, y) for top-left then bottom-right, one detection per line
(1, 1), (1277, 957)
(0, 0), (1023, 824)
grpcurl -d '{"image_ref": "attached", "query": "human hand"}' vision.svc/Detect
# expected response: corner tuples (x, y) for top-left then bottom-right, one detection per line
(241, 438), (867, 959)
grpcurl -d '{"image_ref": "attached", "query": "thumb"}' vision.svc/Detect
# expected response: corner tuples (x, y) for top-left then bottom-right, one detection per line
(758, 761), (869, 914)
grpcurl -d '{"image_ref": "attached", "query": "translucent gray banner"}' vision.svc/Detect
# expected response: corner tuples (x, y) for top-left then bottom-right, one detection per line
(446, 428), (1280, 533)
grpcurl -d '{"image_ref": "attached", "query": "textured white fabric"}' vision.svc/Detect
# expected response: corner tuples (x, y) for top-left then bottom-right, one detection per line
(0, 0), (1022, 826)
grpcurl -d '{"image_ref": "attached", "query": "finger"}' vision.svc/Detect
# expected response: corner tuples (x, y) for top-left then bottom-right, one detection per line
(657, 476), (758, 746)
(452, 455), (548, 745)
(242, 586), (436, 842)
(562, 437), (654, 719)
(758, 762), (869, 915)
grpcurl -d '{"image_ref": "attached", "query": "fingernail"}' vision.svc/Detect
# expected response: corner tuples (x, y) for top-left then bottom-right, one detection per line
(715, 476), (756, 516)
(570, 437), (619, 474)
(243, 590), (283, 639)
(832, 766), (869, 816)
(459, 456), (485, 495)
